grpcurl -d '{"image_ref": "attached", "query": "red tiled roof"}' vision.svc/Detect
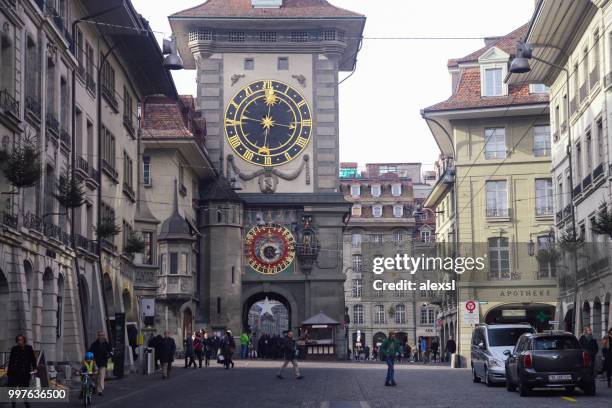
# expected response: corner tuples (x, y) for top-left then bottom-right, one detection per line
(425, 24), (548, 113)
(142, 95), (205, 140)
(171, 0), (363, 18)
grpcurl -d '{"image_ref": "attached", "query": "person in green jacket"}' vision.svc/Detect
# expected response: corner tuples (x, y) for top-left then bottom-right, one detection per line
(380, 331), (399, 386)
(240, 332), (250, 359)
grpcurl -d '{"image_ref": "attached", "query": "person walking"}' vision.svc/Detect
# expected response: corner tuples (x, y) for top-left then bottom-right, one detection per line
(159, 331), (176, 379)
(221, 330), (236, 369)
(203, 331), (212, 367)
(445, 336), (456, 364)
(184, 333), (196, 368)
(239, 331), (249, 359)
(7, 335), (37, 408)
(579, 326), (598, 376)
(276, 330), (303, 379)
(148, 333), (163, 370)
(420, 337), (428, 364)
(89, 331), (113, 396)
(431, 340), (439, 363)
(380, 331), (399, 386)
(194, 332), (204, 368)
(602, 328), (612, 388)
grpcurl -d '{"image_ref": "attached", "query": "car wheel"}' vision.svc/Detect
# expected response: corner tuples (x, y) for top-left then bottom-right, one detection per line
(472, 365), (481, 383)
(582, 380), (596, 396)
(505, 368), (516, 392)
(484, 367), (493, 387)
(518, 376), (531, 397)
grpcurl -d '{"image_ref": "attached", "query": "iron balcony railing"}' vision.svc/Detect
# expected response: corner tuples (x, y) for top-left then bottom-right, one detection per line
(590, 68), (600, 89)
(123, 114), (135, 137)
(24, 212), (43, 231)
(562, 204), (572, 220)
(486, 208), (509, 218)
(555, 210), (563, 224)
(77, 156), (89, 174)
(535, 206), (554, 216)
(85, 72), (96, 96)
(1, 212), (18, 229)
(45, 113), (59, 136)
(60, 128), (71, 147)
(582, 174), (592, 190)
(25, 95), (41, 120)
(573, 184), (582, 198)
(0, 89), (19, 117)
(593, 163), (605, 180)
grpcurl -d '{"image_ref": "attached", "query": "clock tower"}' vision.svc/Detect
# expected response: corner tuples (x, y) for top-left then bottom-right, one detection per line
(170, 0), (365, 355)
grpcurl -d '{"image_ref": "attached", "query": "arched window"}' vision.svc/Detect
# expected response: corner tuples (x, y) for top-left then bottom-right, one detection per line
(395, 304), (406, 324)
(353, 304), (364, 325)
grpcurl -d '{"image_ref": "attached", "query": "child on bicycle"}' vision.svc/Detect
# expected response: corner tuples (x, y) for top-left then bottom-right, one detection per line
(79, 352), (97, 399)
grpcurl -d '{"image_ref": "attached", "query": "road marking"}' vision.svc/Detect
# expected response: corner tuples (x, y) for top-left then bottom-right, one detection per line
(561, 396), (577, 403)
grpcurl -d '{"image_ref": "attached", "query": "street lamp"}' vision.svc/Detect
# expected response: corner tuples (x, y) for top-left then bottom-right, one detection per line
(163, 35), (183, 70)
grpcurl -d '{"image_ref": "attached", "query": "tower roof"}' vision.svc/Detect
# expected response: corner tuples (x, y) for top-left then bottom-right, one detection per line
(158, 181), (194, 241)
(171, 0), (363, 19)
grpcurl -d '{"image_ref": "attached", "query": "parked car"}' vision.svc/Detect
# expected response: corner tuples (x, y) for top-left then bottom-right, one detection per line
(504, 331), (595, 397)
(471, 324), (535, 386)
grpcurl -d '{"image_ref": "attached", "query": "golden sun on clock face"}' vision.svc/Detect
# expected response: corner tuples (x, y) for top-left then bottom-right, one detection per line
(224, 80), (312, 167)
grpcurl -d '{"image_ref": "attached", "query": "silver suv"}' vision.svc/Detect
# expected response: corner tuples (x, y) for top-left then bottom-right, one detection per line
(471, 324), (535, 386)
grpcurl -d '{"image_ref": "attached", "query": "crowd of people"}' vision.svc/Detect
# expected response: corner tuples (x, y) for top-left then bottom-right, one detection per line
(348, 336), (456, 365)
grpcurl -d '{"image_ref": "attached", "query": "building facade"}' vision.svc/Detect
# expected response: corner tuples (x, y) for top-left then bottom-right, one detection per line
(0, 0), (176, 363)
(507, 0), (611, 345)
(422, 25), (557, 366)
(340, 162), (436, 354)
(169, 0), (365, 358)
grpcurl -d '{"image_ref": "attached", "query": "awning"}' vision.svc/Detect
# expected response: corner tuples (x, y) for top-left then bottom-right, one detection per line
(302, 312), (339, 326)
(506, 0), (597, 86)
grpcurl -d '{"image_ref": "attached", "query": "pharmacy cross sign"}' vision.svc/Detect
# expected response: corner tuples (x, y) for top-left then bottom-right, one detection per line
(536, 311), (549, 323)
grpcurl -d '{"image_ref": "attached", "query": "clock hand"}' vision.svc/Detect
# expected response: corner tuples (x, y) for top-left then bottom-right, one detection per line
(258, 128), (271, 155)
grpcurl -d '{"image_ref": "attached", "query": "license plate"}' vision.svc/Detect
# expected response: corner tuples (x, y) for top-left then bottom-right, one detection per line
(548, 375), (572, 381)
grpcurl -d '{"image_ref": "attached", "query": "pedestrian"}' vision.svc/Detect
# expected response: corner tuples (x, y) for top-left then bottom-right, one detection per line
(405, 344), (412, 361)
(222, 330), (236, 369)
(420, 337), (428, 364)
(89, 331), (113, 396)
(240, 331), (249, 359)
(380, 331), (399, 386)
(364, 345), (370, 361)
(184, 333), (196, 368)
(445, 336), (456, 364)
(148, 333), (163, 370)
(579, 326), (598, 376)
(159, 330), (176, 379)
(276, 330), (303, 379)
(602, 328), (612, 388)
(203, 331), (211, 367)
(7, 334), (37, 408)
(431, 340), (439, 363)
(194, 332), (204, 368)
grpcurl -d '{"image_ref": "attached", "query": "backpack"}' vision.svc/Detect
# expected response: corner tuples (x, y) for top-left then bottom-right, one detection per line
(194, 338), (202, 352)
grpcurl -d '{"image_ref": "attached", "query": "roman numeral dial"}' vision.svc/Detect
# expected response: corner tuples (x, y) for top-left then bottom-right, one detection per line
(224, 79), (312, 167)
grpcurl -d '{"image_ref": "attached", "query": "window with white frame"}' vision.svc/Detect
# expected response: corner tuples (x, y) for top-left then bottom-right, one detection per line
(488, 237), (510, 279)
(484, 67), (503, 96)
(350, 184), (361, 197)
(485, 128), (506, 159)
(352, 279), (362, 298)
(393, 231), (403, 246)
(372, 204), (383, 218)
(486, 180), (508, 217)
(143, 156), (151, 186)
(351, 232), (362, 247)
(533, 125), (551, 157)
(420, 306), (435, 324)
(371, 234), (383, 246)
(535, 179), (553, 216)
(371, 184), (381, 197)
(530, 84), (549, 94)
(374, 305), (385, 324)
(420, 229), (431, 242)
(395, 304), (406, 324)
(391, 183), (401, 196)
(352, 254), (363, 272)
(351, 204), (362, 217)
(353, 304), (364, 324)
(393, 204), (403, 218)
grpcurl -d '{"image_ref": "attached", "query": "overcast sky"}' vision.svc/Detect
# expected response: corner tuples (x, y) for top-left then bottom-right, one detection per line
(132, 0), (535, 170)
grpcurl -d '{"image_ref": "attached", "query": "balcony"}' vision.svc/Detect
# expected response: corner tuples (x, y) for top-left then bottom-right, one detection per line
(157, 275), (193, 300)
(573, 184), (582, 198)
(123, 183), (135, 202)
(562, 204), (572, 220)
(590, 68), (599, 90)
(25, 95), (41, 123)
(60, 128), (71, 149)
(23, 212), (42, 231)
(101, 159), (118, 182)
(76, 156), (89, 178)
(45, 113), (59, 138)
(593, 163), (605, 181)
(75, 234), (96, 254)
(0, 89), (19, 118)
(102, 86), (118, 112)
(123, 115), (135, 138)
(1, 212), (18, 229)
(582, 174), (592, 190)
(569, 97), (577, 116)
(85, 73), (96, 96)
(555, 210), (563, 224)
(88, 166), (99, 184)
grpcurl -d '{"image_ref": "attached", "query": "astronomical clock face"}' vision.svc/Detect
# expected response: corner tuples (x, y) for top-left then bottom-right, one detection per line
(225, 80), (312, 167)
(246, 224), (296, 275)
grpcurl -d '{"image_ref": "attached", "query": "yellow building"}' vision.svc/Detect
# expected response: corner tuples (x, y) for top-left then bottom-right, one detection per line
(422, 25), (557, 367)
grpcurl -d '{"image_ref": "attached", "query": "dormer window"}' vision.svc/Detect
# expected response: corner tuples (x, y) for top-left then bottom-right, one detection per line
(484, 68), (503, 96)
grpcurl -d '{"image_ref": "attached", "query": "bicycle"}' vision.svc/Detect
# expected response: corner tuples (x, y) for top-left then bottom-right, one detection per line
(76, 371), (95, 407)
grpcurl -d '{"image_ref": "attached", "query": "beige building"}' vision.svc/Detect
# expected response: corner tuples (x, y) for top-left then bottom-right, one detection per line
(507, 0), (612, 343)
(0, 0), (176, 364)
(422, 25), (557, 366)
